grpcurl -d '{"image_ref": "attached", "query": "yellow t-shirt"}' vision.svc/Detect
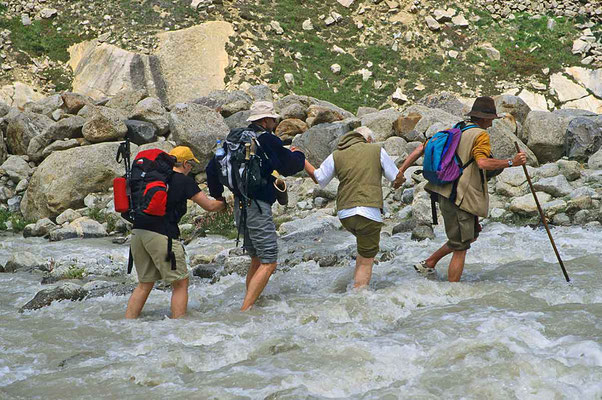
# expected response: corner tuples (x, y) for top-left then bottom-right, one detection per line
(472, 131), (492, 161)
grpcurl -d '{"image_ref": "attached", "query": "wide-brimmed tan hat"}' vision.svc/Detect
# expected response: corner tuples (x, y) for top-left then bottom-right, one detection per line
(247, 101), (280, 122)
(465, 96), (500, 120)
(169, 146), (200, 163)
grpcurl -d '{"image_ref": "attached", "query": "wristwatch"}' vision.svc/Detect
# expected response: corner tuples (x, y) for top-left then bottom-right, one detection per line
(507, 159), (513, 167)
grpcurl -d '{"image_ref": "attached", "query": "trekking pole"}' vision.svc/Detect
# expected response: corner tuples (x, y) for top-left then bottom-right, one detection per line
(514, 142), (570, 282)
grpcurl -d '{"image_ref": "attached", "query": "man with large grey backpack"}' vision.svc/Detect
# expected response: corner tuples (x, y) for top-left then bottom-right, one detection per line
(206, 101), (306, 311)
(396, 96), (527, 282)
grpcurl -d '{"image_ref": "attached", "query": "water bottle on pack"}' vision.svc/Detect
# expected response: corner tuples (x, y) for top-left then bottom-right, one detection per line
(215, 139), (225, 159)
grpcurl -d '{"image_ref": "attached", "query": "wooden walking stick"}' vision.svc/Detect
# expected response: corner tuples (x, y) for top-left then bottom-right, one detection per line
(514, 143), (570, 282)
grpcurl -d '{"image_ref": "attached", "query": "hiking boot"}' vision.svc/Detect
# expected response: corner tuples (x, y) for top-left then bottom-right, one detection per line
(413, 261), (436, 276)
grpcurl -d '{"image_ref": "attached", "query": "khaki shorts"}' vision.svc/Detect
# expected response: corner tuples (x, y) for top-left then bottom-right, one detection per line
(439, 196), (480, 251)
(340, 215), (382, 258)
(131, 229), (189, 284)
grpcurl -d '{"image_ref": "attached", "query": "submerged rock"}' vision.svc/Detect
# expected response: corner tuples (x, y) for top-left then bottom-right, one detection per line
(19, 282), (88, 312)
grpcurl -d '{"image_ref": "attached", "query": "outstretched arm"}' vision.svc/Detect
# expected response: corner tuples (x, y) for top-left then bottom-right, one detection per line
(191, 192), (226, 212)
(476, 152), (527, 170)
(304, 160), (318, 184)
(394, 143), (425, 188)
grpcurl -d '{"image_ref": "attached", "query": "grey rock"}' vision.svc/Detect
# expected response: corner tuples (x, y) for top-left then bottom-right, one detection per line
(573, 209), (592, 225)
(105, 89), (147, 114)
(536, 163), (560, 178)
(552, 212), (571, 226)
(383, 136), (408, 157)
(222, 256), (249, 276)
(418, 92), (467, 116)
(124, 120), (157, 145)
(6, 111), (54, 155)
(411, 191), (434, 225)
(291, 119), (359, 167)
(23, 94), (64, 117)
(49, 226), (79, 241)
(411, 224), (435, 241)
(129, 97), (169, 136)
(41, 139), (80, 159)
(588, 147), (602, 170)
(56, 208), (83, 225)
(569, 187), (596, 199)
(401, 188), (415, 204)
(82, 106), (128, 143)
(489, 117), (538, 166)
(279, 214), (341, 241)
(356, 107), (379, 117)
(192, 263), (221, 279)
(494, 95), (531, 126)
(405, 105), (462, 136)
(314, 197), (329, 208)
(532, 175), (573, 197)
(312, 178), (339, 200)
(167, 103), (229, 170)
(247, 85), (273, 102)
(360, 108), (401, 141)
(19, 282), (87, 312)
(3, 251), (48, 273)
(509, 192), (552, 214)
(61, 92), (93, 114)
(392, 218), (417, 234)
(564, 116), (602, 161)
(7, 196), (21, 213)
(281, 103), (307, 121)
(22, 217), (57, 238)
(224, 110), (252, 130)
(22, 142), (138, 220)
(27, 116), (85, 162)
(557, 159), (581, 181)
(524, 111), (570, 163)
(1, 155), (33, 183)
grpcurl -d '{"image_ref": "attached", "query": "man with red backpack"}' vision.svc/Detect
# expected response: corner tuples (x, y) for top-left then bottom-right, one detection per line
(125, 146), (226, 319)
(396, 97), (527, 282)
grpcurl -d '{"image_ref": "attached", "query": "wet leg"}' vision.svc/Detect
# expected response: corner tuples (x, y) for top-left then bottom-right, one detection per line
(125, 282), (154, 319)
(246, 257), (261, 290)
(241, 262), (277, 311)
(171, 278), (189, 319)
(353, 255), (374, 288)
(448, 250), (467, 282)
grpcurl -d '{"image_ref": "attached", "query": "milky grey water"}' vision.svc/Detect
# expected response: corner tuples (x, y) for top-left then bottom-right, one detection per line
(1, 223), (602, 399)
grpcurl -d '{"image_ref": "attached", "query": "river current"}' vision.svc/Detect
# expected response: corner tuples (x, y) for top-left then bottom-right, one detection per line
(1, 222), (601, 399)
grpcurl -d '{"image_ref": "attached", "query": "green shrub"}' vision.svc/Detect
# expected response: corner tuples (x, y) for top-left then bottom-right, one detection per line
(195, 207), (237, 239)
(64, 265), (86, 280)
(0, 209), (30, 232)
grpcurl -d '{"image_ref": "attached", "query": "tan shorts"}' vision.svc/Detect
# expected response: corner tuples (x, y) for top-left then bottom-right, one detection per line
(340, 215), (382, 258)
(131, 229), (189, 284)
(439, 196), (480, 251)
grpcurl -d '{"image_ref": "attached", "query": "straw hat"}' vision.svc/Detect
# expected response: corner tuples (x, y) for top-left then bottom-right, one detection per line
(246, 101), (280, 122)
(465, 96), (500, 120)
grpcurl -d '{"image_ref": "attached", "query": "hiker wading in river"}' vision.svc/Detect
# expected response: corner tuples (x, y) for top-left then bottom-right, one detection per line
(206, 101), (305, 311)
(303, 127), (405, 288)
(396, 96), (527, 282)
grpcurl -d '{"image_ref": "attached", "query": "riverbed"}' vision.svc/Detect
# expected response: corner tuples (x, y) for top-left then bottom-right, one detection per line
(1, 223), (601, 399)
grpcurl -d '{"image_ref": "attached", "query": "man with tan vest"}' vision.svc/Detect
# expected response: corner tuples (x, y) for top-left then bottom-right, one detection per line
(395, 96), (527, 282)
(303, 127), (404, 288)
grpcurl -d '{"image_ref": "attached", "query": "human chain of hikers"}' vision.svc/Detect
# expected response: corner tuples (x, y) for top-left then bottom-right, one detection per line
(115, 96), (545, 319)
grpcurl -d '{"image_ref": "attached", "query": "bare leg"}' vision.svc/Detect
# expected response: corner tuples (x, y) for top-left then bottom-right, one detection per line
(448, 250), (467, 282)
(125, 282), (154, 319)
(241, 262), (277, 311)
(353, 255), (374, 288)
(424, 243), (453, 269)
(246, 257), (261, 289)
(170, 278), (189, 319)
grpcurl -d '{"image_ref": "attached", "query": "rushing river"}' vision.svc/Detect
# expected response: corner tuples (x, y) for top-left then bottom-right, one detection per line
(1, 222), (602, 399)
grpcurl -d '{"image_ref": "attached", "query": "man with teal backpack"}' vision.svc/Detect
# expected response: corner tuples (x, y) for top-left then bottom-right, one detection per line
(395, 97), (527, 282)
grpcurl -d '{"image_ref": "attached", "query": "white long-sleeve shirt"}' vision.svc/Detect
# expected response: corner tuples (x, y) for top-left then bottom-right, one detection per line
(314, 148), (398, 223)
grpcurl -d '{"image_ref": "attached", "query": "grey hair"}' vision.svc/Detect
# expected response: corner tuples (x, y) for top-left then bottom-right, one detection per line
(355, 126), (375, 142)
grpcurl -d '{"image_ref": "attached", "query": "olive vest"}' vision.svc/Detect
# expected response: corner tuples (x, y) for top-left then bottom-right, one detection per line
(333, 132), (383, 211)
(425, 127), (489, 217)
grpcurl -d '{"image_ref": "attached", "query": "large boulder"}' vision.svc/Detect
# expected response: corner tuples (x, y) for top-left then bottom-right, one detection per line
(6, 111), (54, 155)
(68, 40), (167, 103)
(82, 106), (128, 143)
(61, 92), (93, 114)
(524, 111), (568, 163)
(27, 116), (85, 162)
(167, 103), (229, 169)
(360, 108), (401, 141)
(306, 105), (343, 127)
(489, 116), (538, 166)
(19, 282), (87, 312)
(21, 142), (137, 220)
(3, 251), (47, 273)
(129, 97), (169, 136)
(565, 67), (602, 99)
(155, 22), (234, 105)
(0, 82), (45, 109)
(532, 175), (573, 197)
(383, 136), (409, 157)
(224, 110), (251, 130)
(494, 94), (531, 126)
(291, 118), (360, 167)
(509, 192), (552, 214)
(564, 116), (602, 161)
